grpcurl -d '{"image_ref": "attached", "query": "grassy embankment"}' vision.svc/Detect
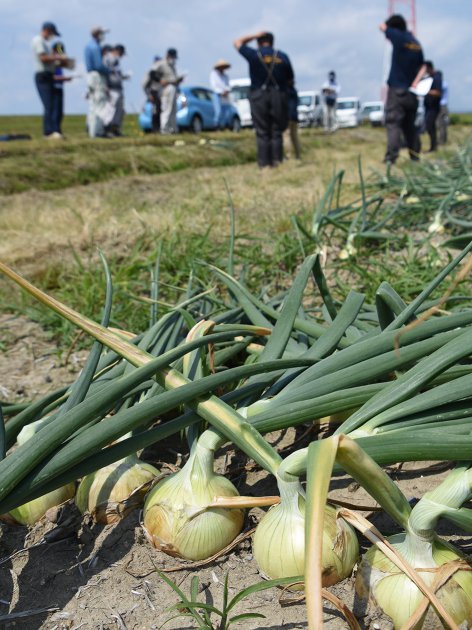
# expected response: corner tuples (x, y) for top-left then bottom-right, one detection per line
(0, 114), (470, 344)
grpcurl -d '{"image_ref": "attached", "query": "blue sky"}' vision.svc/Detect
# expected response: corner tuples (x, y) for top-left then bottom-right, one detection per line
(0, 0), (470, 115)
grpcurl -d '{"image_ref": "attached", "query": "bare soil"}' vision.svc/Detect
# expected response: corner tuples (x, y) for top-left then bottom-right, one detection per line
(1, 312), (469, 629)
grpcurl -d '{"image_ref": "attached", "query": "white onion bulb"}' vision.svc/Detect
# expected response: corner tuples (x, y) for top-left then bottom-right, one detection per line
(356, 532), (472, 628)
(9, 484), (76, 526)
(76, 455), (159, 523)
(253, 479), (359, 589)
(143, 442), (244, 560)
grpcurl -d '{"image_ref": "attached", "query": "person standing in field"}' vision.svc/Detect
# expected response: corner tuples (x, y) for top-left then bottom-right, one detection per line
(104, 44), (128, 136)
(150, 48), (184, 134)
(84, 26), (111, 137)
(142, 56), (163, 133)
(234, 31), (294, 168)
(422, 61), (443, 152)
(209, 59), (232, 129)
(31, 22), (70, 139)
(284, 84), (301, 160)
(51, 41), (73, 137)
(379, 14), (424, 164)
(437, 75), (449, 145)
(321, 71), (340, 133)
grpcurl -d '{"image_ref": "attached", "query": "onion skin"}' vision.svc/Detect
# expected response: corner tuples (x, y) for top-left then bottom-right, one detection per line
(253, 488), (359, 590)
(356, 533), (472, 629)
(76, 456), (159, 524)
(9, 484), (76, 526)
(143, 444), (244, 560)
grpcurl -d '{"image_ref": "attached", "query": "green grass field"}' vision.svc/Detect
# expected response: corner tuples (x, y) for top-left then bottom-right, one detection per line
(1, 114), (471, 345)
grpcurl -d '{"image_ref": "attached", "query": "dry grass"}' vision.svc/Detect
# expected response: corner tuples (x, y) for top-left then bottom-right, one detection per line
(0, 126), (391, 272)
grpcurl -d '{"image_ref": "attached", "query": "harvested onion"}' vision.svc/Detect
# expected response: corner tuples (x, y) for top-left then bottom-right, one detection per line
(253, 479), (358, 589)
(76, 455), (159, 523)
(143, 442), (244, 560)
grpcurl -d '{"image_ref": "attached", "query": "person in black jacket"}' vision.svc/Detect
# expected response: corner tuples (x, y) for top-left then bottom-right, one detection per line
(423, 61), (443, 152)
(379, 14), (424, 164)
(234, 31), (294, 167)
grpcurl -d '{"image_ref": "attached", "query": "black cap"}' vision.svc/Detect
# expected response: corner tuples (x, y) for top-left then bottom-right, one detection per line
(167, 48), (178, 58)
(114, 44), (126, 55)
(42, 21), (61, 36)
(257, 32), (274, 46)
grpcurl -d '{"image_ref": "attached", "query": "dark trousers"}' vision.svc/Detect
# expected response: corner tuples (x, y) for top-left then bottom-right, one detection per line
(150, 90), (161, 133)
(438, 105), (448, 145)
(425, 106), (440, 151)
(384, 87), (419, 164)
(51, 88), (64, 134)
(249, 88), (289, 167)
(35, 73), (60, 136)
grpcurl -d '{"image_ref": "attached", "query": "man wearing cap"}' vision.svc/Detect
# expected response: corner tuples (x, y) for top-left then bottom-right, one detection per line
(150, 48), (184, 134)
(234, 31), (294, 168)
(84, 26), (111, 137)
(210, 60), (231, 129)
(31, 22), (69, 138)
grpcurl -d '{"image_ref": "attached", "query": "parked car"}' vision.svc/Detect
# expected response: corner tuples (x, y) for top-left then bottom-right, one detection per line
(177, 86), (241, 132)
(139, 101), (154, 133)
(335, 97), (362, 128)
(138, 86), (241, 133)
(230, 78), (252, 127)
(297, 91), (322, 127)
(361, 101), (385, 127)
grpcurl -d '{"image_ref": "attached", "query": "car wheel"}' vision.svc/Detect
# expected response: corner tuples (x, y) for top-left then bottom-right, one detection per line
(191, 115), (203, 134)
(231, 116), (241, 133)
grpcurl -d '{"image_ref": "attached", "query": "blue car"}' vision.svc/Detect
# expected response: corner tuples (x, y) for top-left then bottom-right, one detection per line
(139, 86), (241, 133)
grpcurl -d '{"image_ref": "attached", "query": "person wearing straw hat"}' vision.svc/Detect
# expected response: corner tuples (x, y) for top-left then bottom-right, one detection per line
(210, 59), (232, 129)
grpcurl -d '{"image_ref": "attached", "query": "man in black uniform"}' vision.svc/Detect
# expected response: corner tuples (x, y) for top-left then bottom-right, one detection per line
(234, 31), (294, 168)
(423, 61), (443, 152)
(379, 14), (424, 164)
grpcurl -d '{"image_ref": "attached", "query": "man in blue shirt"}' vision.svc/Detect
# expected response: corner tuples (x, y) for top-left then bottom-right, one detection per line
(84, 26), (111, 137)
(380, 14), (424, 164)
(234, 31), (294, 167)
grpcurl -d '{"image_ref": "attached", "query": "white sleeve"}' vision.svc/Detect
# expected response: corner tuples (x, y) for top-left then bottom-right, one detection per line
(32, 36), (48, 58)
(210, 70), (220, 92)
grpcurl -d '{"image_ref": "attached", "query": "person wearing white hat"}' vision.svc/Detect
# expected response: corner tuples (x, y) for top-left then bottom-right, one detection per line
(209, 59), (231, 129)
(84, 26), (111, 137)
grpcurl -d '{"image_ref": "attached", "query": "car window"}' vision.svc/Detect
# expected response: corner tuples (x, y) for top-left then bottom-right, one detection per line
(231, 86), (250, 100)
(298, 96), (313, 106)
(191, 89), (212, 101)
(363, 105), (382, 113)
(337, 101), (357, 110)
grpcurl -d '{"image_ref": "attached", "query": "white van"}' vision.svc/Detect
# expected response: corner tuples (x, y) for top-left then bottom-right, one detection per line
(336, 97), (362, 128)
(230, 78), (252, 127)
(361, 101), (385, 127)
(297, 91), (322, 127)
